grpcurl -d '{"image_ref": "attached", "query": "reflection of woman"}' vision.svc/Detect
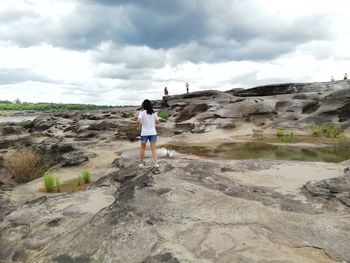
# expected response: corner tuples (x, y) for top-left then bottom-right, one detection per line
(136, 99), (160, 168)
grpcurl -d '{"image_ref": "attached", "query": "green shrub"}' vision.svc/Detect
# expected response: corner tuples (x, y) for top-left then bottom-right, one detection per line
(43, 172), (55, 192)
(81, 170), (92, 184)
(279, 132), (296, 143)
(158, 112), (169, 120)
(276, 129), (285, 137)
(310, 123), (342, 138)
(275, 129), (296, 142)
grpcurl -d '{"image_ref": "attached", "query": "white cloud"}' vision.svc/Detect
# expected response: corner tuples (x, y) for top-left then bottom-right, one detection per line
(0, 0), (350, 105)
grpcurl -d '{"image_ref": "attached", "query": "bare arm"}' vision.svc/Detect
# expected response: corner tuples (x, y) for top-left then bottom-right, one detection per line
(155, 119), (160, 125)
(136, 119), (141, 132)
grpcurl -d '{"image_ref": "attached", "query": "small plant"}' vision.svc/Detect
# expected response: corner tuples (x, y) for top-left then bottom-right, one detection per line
(275, 129), (296, 143)
(4, 149), (46, 183)
(310, 123), (342, 138)
(81, 170), (92, 184)
(280, 132), (296, 143)
(276, 129), (285, 137)
(55, 176), (61, 192)
(43, 172), (62, 192)
(43, 172), (55, 192)
(158, 112), (169, 121)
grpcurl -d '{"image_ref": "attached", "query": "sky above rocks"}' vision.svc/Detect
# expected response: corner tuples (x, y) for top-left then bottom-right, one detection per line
(1, 0), (349, 105)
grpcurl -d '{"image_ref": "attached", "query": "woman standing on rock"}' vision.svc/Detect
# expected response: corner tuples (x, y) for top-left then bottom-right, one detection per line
(137, 99), (160, 168)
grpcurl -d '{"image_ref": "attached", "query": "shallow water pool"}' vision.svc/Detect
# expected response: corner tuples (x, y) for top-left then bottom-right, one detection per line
(164, 142), (350, 163)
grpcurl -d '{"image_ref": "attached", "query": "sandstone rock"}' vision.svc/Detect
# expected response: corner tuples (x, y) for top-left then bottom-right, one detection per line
(50, 151), (89, 169)
(215, 99), (275, 118)
(323, 88), (350, 101)
(235, 83), (302, 96)
(50, 143), (75, 154)
(275, 101), (290, 112)
(303, 175), (350, 207)
(338, 102), (350, 122)
(75, 131), (98, 140)
(1, 125), (25, 135)
(112, 157), (125, 168)
(87, 121), (118, 131)
(302, 101), (320, 114)
(81, 113), (104, 120)
(293, 93), (308, 100)
(25, 116), (57, 131)
(175, 104), (209, 123)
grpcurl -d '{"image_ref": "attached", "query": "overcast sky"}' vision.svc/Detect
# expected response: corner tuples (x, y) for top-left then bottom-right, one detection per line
(1, 0), (349, 105)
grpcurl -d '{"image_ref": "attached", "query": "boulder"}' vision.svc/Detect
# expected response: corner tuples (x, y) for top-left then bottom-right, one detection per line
(51, 151), (89, 169)
(234, 83), (302, 97)
(303, 174), (350, 207)
(87, 121), (118, 131)
(176, 104), (209, 123)
(323, 89), (350, 101)
(215, 99), (275, 118)
(293, 93), (308, 100)
(25, 116), (57, 131)
(1, 125), (25, 136)
(338, 102), (350, 122)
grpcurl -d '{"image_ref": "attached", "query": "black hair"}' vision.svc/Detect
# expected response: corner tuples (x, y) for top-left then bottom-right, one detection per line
(142, 99), (154, 115)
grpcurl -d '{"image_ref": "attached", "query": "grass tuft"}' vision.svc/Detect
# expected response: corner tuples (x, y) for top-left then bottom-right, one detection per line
(275, 129), (296, 143)
(43, 171), (55, 192)
(4, 149), (46, 183)
(81, 170), (92, 184)
(55, 176), (61, 192)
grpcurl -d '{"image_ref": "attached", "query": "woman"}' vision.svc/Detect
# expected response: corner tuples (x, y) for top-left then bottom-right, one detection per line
(137, 99), (160, 168)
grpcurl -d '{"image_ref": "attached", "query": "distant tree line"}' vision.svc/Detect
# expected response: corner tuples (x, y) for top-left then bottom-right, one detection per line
(0, 101), (126, 111)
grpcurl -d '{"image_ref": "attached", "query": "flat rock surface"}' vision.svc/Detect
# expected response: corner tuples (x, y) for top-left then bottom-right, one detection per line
(1, 81), (350, 262)
(1, 156), (349, 263)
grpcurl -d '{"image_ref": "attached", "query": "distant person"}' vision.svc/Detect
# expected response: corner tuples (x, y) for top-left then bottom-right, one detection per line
(344, 73), (348, 80)
(185, 82), (189, 93)
(331, 75), (335, 82)
(137, 99), (160, 168)
(164, 87), (169, 96)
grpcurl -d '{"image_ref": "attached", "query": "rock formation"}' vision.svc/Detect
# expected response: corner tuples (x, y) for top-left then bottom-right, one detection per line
(1, 80), (350, 262)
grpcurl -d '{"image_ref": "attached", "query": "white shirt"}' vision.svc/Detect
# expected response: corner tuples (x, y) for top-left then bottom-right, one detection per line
(138, 110), (159, 136)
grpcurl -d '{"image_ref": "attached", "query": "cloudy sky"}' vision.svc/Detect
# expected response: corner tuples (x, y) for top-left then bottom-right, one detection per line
(0, 0), (349, 105)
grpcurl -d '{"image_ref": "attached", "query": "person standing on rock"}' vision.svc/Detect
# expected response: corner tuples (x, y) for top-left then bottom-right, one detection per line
(344, 73), (348, 80)
(186, 82), (189, 93)
(164, 87), (169, 96)
(137, 99), (160, 168)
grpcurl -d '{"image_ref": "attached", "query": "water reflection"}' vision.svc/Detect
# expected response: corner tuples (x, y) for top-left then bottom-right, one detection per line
(164, 142), (350, 163)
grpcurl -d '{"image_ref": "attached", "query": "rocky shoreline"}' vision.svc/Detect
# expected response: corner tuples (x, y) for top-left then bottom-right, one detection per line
(1, 80), (350, 262)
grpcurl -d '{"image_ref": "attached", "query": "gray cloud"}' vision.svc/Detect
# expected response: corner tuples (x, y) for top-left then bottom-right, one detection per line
(0, 0), (336, 63)
(92, 42), (166, 69)
(0, 69), (50, 85)
(0, 0), (347, 105)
